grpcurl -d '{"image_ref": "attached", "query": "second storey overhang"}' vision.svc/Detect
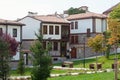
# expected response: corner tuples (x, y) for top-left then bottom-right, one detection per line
(18, 15), (70, 41)
(0, 19), (25, 42)
(41, 21), (70, 41)
(66, 12), (107, 34)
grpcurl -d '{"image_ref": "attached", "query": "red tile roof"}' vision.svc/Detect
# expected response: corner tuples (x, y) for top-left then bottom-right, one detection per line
(0, 19), (24, 26)
(103, 2), (120, 15)
(30, 15), (70, 24)
(66, 12), (107, 20)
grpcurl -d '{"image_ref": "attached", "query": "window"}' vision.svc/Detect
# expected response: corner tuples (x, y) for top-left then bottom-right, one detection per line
(75, 36), (78, 43)
(70, 36), (74, 44)
(49, 25), (53, 34)
(75, 21), (78, 29)
(53, 42), (58, 50)
(0, 28), (3, 34)
(43, 25), (47, 34)
(71, 22), (74, 29)
(55, 26), (59, 34)
(87, 28), (91, 37)
(42, 42), (46, 49)
(70, 35), (78, 44)
(13, 28), (17, 37)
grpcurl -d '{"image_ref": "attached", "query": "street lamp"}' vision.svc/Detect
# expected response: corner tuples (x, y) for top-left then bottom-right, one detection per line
(114, 37), (118, 80)
(114, 19), (120, 80)
(83, 37), (86, 68)
(113, 19), (120, 80)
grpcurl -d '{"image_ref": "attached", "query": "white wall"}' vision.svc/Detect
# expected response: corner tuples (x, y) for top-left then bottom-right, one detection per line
(0, 25), (21, 60)
(96, 19), (102, 32)
(102, 19), (107, 32)
(12, 52), (20, 60)
(7, 25), (21, 42)
(0, 25), (21, 42)
(70, 18), (107, 34)
(96, 19), (107, 33)
(19, 17), (41, 39)
(70, 19), (92, 34)
(0, 25), (6, 33)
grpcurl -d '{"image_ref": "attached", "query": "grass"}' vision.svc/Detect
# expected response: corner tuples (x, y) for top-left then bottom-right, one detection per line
(10, 68), (32, 76)
(48, 72), (120, 80)
(54, 53), (120, 69)
(10, 53), (120, 79)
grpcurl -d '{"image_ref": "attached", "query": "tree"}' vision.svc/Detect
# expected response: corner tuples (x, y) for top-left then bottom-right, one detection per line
(107, 18), (120, 46)
(87, 34), (106, 71)
(17, 51), (25, 75)
(108, 3), (120, 56)
(108, 3), (120, 46)
(108, 4), (120, 80)
(0, 38), (9, 80)
(103, 31), (111, 59)
(0, 32), (19, 80)
(0, 32), (19, 56)
(30, 33), (52, 80)
(68, 7), (86, 15)
(109, 4), (120, 19)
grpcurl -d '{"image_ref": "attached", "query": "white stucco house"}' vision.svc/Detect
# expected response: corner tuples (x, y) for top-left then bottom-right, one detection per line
(66, 12), (107, 58)
(17, 11), (107, 64)
(18, 12), (70, 65)
(0, 19), (24, 69)
(0, 19), (24, 61)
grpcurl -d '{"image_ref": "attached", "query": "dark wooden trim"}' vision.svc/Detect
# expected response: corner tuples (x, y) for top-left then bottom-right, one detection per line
(20, 26), (22, 43)
(22, 39), (69, 42)
(40, 22), (42, 34)
(101, 19), (103, 33)
(92, 18), (96, 33)
(42, 22), (70, 25)
(22, 39), (35, 41)
(0, 23), (25, 26)
(70, 32), (101, 35)
(6, 24), (8, 34)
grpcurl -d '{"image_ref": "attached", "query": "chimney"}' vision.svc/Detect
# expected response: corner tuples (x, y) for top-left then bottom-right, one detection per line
(79, 6), (88, 12)
(28, 11), (38, 16)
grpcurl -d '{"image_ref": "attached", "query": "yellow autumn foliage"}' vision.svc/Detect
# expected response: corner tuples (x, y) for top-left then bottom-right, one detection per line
(108, 18), (120, 45)
(87, 34), (107, 53)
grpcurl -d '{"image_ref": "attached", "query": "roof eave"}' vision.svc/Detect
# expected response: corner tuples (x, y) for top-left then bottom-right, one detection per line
(67, 16), (107, 20)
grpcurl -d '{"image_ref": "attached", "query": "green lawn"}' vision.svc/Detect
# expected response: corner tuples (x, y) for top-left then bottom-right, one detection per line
(48, 72), (120, 80)
(53, 53), (120, 69)
(10, 53), (120, 80)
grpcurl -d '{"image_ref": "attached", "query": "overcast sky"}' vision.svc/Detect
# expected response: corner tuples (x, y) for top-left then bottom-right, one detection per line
(0, 0), (119, 20)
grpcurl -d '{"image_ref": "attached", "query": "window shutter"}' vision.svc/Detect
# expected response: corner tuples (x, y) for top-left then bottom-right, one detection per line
(75, 21), (78, 29)
(87, 28), (91, 37)
(71, 22), (74, 29)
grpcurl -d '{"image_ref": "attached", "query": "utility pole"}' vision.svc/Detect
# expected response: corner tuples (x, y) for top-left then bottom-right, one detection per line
(83, 37), (85, 68)
(114, 25), (119, 80)
(114, 42), (118, 80)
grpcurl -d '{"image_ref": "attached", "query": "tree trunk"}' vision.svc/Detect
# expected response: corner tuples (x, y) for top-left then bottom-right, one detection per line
(95, 52), (98, 73)
(106, 45), (110, 59)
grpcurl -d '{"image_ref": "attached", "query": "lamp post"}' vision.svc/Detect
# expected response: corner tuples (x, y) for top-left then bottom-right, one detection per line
(114, 20), (120, 80)
(114, 37), (118, 80)
(83, 37), (85, 68)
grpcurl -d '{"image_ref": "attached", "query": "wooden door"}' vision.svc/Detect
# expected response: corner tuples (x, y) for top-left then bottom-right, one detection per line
(71, 47), (76, 58)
